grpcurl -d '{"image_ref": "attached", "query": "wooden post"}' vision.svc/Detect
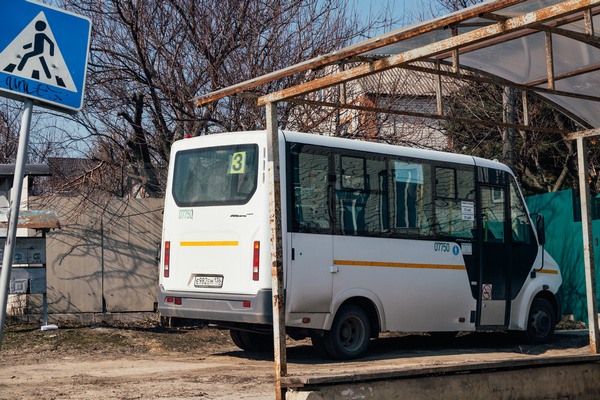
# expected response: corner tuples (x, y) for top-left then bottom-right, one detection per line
(576, 137), (600, 354)
(266, 102), (287, 399)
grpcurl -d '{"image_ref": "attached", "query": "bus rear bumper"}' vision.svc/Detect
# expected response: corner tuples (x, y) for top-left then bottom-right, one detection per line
(158, 285), (273, 325)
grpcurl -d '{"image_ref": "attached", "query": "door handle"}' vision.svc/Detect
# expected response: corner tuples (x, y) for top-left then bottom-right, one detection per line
(330, 265), (339, 273)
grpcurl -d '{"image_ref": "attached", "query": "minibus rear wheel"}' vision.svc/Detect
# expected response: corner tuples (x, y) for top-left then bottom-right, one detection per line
(230, 329), (273, 352)
(323, 305), (371, 360)
(230, 329), (250, 351)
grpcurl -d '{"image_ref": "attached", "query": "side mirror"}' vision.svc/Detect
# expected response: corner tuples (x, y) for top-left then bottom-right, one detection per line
(535, 214), (546, 245)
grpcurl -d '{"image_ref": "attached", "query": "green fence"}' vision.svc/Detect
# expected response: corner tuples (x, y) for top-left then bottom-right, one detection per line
(526, 189), (600, 323)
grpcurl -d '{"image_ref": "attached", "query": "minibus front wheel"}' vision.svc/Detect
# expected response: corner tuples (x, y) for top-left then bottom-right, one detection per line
(323, 305), (371, 360)
(524, 297), (556, 345)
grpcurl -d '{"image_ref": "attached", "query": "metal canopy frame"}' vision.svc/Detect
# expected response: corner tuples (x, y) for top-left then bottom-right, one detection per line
(194, 0), (600, 397)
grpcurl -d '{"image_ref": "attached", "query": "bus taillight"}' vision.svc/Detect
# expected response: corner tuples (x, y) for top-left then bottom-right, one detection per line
(253, 241), (260, 281)
(164, 241), (170, 278)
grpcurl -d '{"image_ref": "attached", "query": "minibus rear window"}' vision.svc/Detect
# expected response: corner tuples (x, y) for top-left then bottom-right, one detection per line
(172, 144), (259, 207)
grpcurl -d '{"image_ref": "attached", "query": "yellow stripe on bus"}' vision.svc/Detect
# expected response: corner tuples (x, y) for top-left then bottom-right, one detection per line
(537, 269), (559, 275)
(333, 260), (466, 270)
(180, 241), (239, 247)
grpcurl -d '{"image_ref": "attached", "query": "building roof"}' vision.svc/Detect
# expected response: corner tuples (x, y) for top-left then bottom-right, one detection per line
(0, 164), (50, 178)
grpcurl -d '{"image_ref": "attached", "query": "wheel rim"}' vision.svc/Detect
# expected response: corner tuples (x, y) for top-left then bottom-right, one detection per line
(338, 315), (366, 352)
(530, 307), (551, 338)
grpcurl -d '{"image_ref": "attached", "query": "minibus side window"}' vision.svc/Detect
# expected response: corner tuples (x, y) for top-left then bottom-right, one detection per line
(390, 159), (434, 237)
(334, 152), (388, 236)
(290, 144), (331, 233)
(434, 166), (476, 238)
(509, 180), (532, 245)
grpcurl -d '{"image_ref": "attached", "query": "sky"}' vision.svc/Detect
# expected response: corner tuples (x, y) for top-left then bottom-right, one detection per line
(354, 0), (427, 34)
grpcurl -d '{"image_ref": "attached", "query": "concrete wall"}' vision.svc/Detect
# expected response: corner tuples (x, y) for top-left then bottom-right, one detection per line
(28, 196), (164, 314)
(286, 355), (600, 400)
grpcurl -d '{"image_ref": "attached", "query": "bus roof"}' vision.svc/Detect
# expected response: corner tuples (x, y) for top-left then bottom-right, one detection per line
(281, 131), (513, 176)
(172, 130), (513, 176)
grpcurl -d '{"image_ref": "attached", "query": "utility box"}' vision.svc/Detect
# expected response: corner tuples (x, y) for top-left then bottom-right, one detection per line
(0, 237), (47, 295)
(0, 210), (60, 322)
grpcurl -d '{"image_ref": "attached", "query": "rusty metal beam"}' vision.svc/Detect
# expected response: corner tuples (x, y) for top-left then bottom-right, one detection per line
(546, 32), (556, 90)
(576, 137), (600, 354)
(522, 91), (530, 126)
(286, 98), (567, 135)
(194, 0), (529, 107)
(266, 102), (287, 400)
(585, 8), (595, 33)
(525, 62), (600, 86)
(435, 61), (444, 116)
(566, 127), (600, 139)
(257, 0), (600, 107)
(533, 23), (600, 49)
(452, 27), (460, 74)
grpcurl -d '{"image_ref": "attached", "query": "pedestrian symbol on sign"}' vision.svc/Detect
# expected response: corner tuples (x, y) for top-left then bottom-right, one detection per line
(0, 11), (76, 92)
(16, 20), (55, 81)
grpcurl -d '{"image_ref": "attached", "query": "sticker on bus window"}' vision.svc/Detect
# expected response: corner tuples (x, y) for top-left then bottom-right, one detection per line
(482, 284), (492, 300)
(229, 152), (246, 174)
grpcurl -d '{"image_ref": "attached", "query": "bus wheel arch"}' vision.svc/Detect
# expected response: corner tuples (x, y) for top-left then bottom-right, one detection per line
(330, 292), (384, 335)
(535, 290), (561, 323)
(340, 297), (381, 338)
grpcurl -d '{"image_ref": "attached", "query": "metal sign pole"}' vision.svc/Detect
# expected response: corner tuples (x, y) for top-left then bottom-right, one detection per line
(0, 99), (33, 350)
(266, 102), (287, 400)
(576, 137), (600, 354)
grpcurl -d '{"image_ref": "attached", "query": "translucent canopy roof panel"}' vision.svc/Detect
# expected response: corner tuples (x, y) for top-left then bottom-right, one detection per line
(362, 0), (600, 128)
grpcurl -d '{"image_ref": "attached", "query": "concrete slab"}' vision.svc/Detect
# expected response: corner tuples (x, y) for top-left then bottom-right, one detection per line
(286, 354), (600, 400)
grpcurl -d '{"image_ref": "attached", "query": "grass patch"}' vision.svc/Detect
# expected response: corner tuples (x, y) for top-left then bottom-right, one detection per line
(556, 318), (587, 330)
(1, 321), (232, 356)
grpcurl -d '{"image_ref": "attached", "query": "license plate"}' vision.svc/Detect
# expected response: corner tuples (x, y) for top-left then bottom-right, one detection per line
(194, 275), (223, 288)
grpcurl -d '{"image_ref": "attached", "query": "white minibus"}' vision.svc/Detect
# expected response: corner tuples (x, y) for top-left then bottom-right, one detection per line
(159, 130), (562, 359)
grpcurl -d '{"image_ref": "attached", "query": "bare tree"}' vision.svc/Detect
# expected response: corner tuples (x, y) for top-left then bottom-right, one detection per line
(52, 0), (385, 199)
(0, 99), (60, 166)
(0, 101), (21, 165)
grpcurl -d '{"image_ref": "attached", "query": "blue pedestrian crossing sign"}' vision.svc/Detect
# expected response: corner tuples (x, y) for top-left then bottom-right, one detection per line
(0, 0), (91, 114)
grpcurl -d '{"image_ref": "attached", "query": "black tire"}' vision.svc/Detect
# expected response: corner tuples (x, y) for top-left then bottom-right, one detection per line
(230, 329), (251, 351)
(310, 332), (328, 357)
(323, 305), (371, 360)
(524, 298), (556, 344)
(429, 331), (458, 342)
(239, 331), (274, 352)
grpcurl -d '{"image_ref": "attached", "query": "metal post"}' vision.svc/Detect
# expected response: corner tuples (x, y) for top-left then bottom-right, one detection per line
(435, 60), (444, 117)
(0, 99), (34, 350)
(42, 293), (47, 327)
(522, 91), (530, 127)
(266, 102), (287, 400)
(502, 86), (516, 171)
(451, 27), (459, 74)
(576, 137), (600, 354)
(545, 32), (555, 91)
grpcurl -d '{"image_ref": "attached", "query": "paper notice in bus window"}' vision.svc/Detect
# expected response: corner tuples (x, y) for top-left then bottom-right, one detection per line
(461, 243), (473, 255)
(229, 152), (246, 174)
(394, 161), (423, 184)
(461, 201), (474, 221)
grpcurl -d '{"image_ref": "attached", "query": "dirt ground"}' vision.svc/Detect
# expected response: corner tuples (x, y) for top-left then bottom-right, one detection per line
(0, 319), (592, 400)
